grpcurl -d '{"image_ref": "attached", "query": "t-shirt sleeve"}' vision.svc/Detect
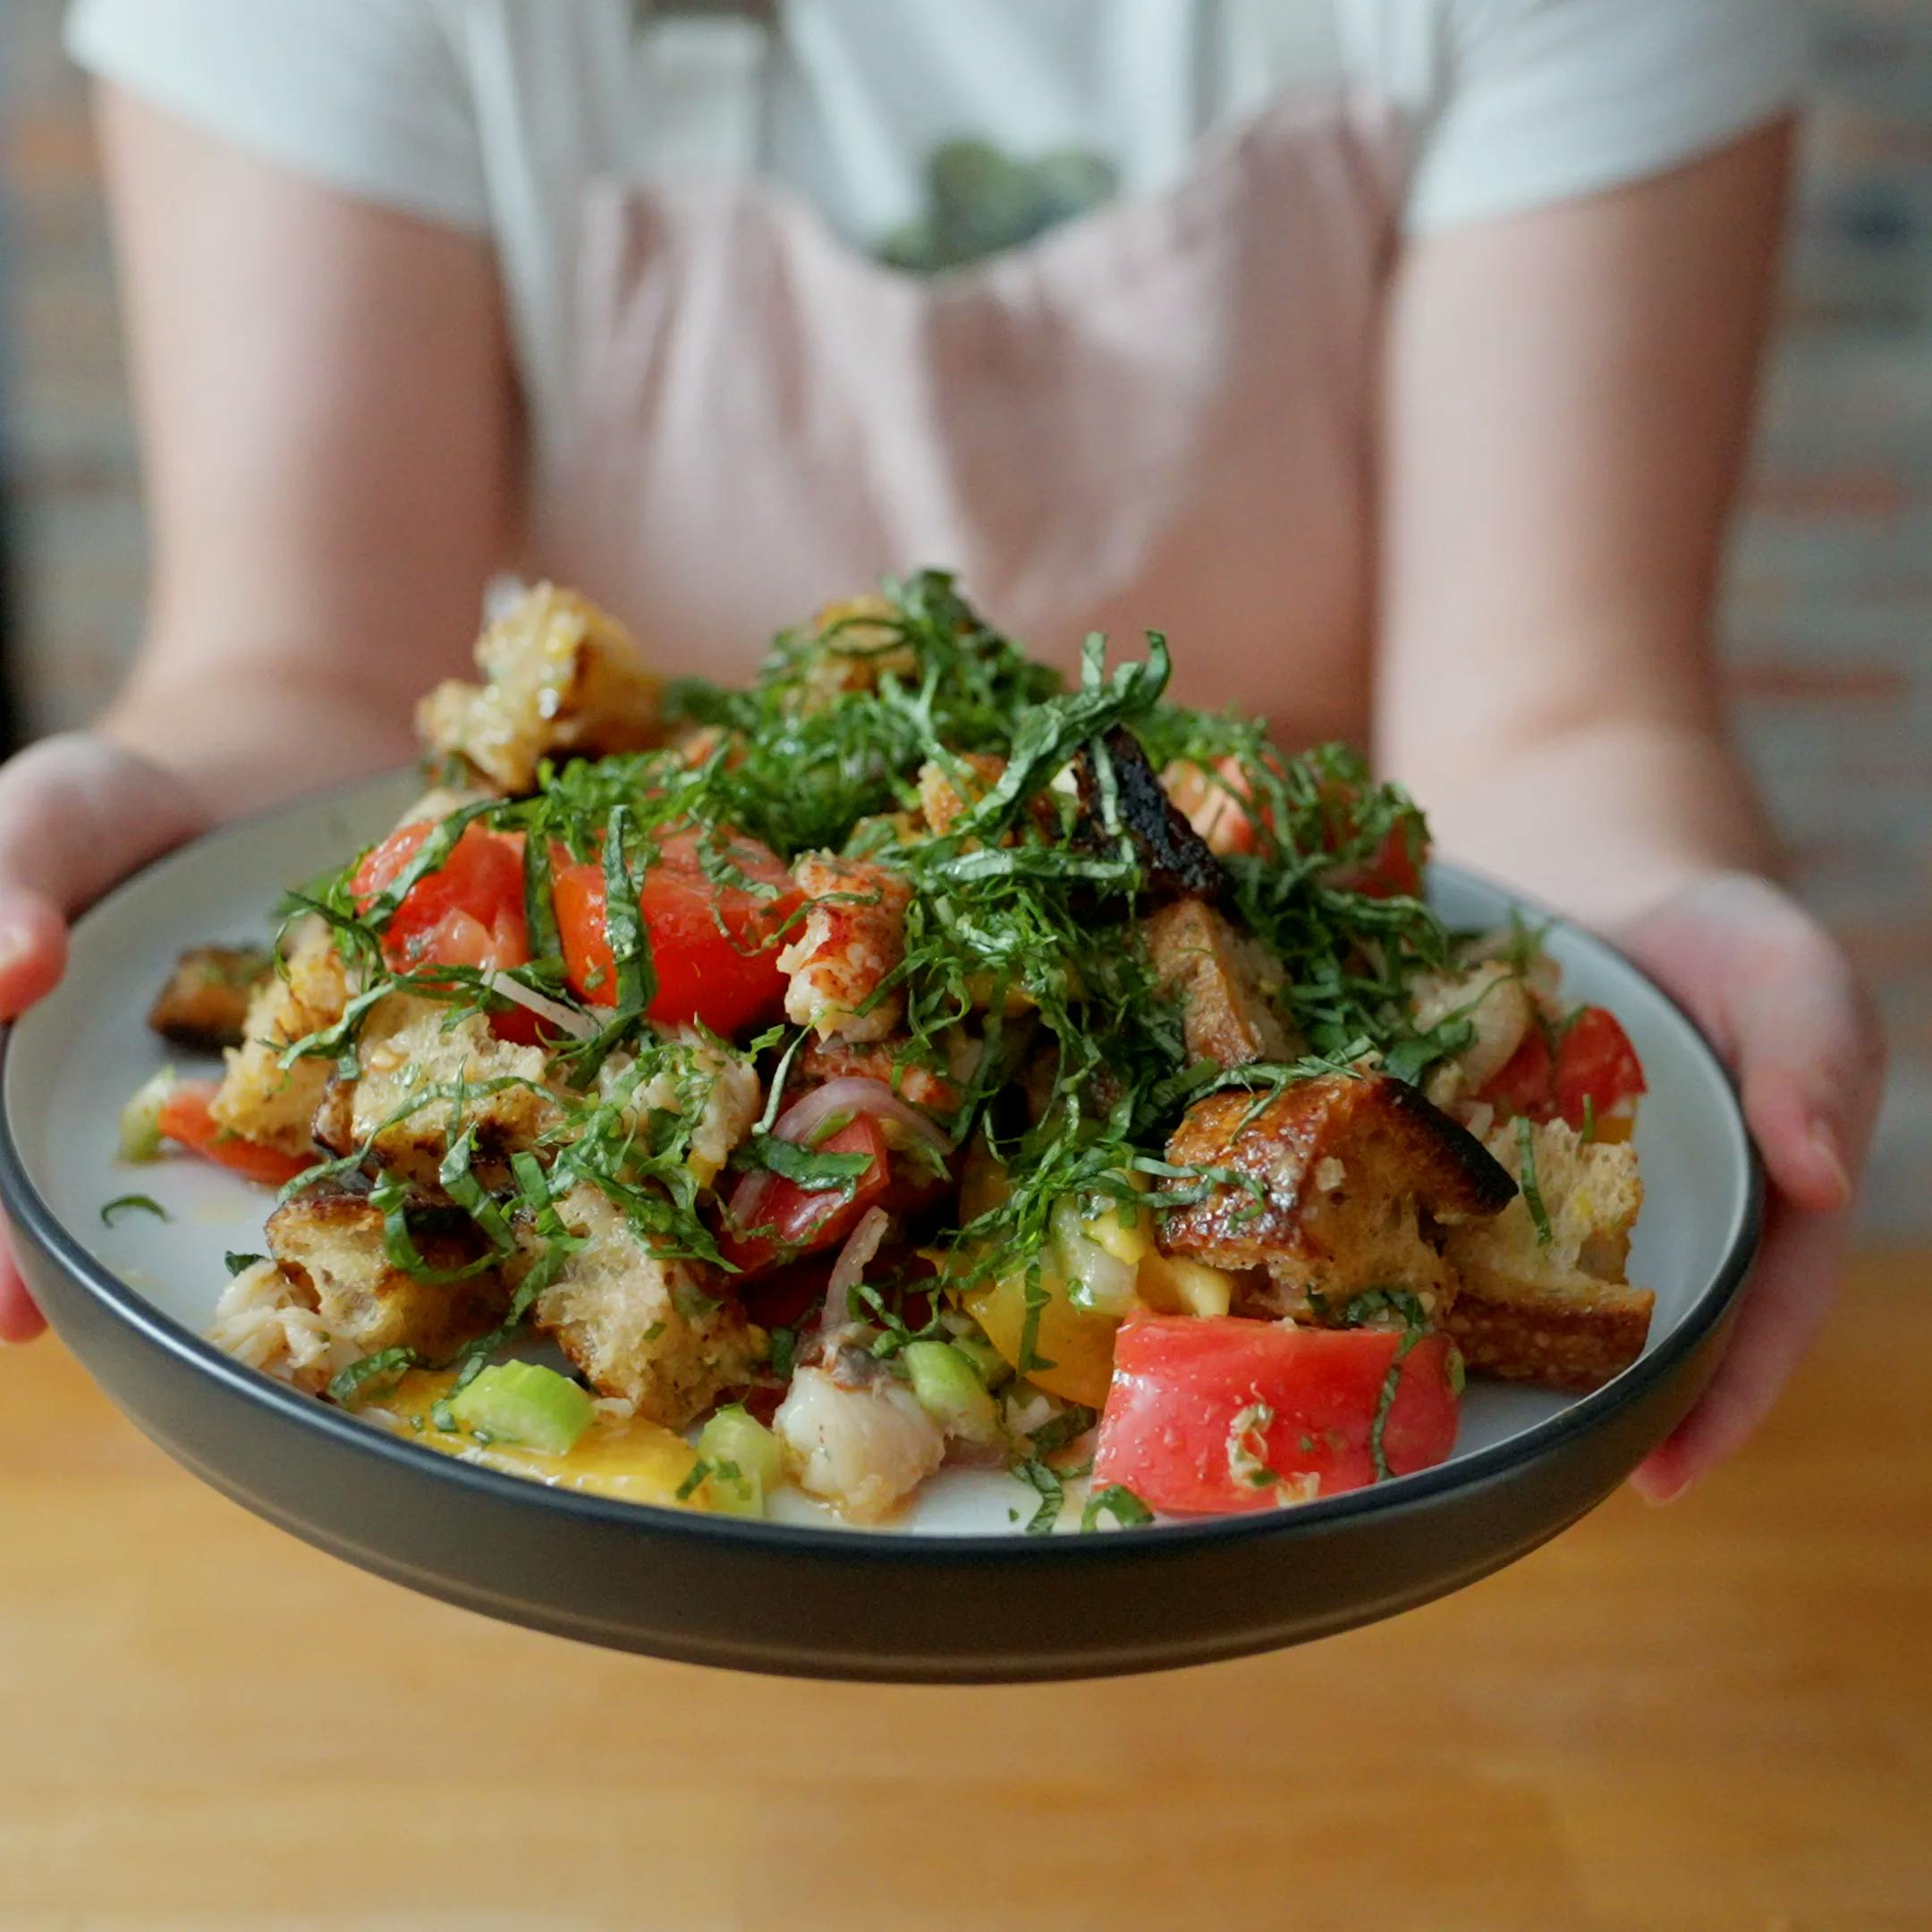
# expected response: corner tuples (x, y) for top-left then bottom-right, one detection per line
(65, 0), (490, 233)
(1404, 0), (1808, 233)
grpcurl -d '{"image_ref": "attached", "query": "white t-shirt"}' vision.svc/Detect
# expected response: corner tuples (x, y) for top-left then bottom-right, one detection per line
(68, 0), (1805, 470)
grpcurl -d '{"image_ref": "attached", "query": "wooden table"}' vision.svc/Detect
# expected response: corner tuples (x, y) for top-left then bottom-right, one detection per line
(3, 1251), (1928, 1931)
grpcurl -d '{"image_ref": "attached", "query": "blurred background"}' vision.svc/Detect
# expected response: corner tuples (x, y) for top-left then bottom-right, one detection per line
(1, 0), (1927, 1231)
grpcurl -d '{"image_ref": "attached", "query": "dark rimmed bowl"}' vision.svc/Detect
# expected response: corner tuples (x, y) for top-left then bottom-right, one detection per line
(0, 775), (1761, 1681)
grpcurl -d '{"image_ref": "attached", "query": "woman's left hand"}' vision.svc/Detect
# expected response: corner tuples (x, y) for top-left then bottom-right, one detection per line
(1614, 872), (1886, 1502)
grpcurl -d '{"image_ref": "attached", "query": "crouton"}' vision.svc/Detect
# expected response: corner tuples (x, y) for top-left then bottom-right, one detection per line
(1157, 1072), (1515, 1324)
(415, 582), (665, 794)
(593, 1033), (762, 1188)
(526, 1184), (760, 1428)
(349, 995), (560, 1188)
(208, 920), (349, 1157)
(778, 854), (911, 1042)
(148, 944), (272, 1053)
(1444, 1119), (1653, 1390)
(778, 595), (919, 716)
(265, 1184), (509, 1361)
(1146, 897), (1295, 1068)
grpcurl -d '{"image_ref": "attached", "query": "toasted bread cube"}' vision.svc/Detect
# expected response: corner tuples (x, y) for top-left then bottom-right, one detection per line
(416, 582), (665, 794)
(1158, 1072), (1515, 1323)
(1146, 897), (1294, 1069)
(148, 945), (272, 1053)
(209, 920), (349, 1157)
(349, 995), (562, 1189)
(526, 1184), (760, 1428)
(1444, 1119), (1653, 1390)
(266, 1184), (509, 1360)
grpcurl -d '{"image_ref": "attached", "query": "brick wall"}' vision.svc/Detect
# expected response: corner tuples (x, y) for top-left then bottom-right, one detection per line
(2, 0), (1928, 1230)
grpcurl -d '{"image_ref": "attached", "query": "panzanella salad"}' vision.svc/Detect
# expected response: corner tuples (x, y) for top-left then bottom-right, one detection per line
(131, 575), (1654, 1528)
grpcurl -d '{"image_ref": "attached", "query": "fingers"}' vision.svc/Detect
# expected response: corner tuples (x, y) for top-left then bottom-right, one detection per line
(0, 734), (208, 1028)
(1617, 871), (1884, 1503)
(1723, 911), (1885, 1214)
(0, 733), (208, 918)
(0, 1225), (48, 1344)
(1630, 1197), (1849, 1503)
(0, 890), (70, 1022)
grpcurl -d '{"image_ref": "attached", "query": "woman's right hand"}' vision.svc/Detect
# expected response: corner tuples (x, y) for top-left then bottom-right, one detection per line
(0, 733), (210, 1342)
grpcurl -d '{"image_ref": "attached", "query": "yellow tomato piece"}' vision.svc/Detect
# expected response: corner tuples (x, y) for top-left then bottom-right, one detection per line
(1135, 1250), (1235, 1319)
(964, 1267), (1120, 1409)
(373, 1369), (703, 1508)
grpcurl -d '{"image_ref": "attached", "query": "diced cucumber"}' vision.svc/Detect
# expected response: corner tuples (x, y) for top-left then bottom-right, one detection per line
(1052, 1199), (1139, 1317)
(902, 1339), (1004, 1448)
(697, 1404), (783, 1517)
(118, 1067), (177, 1164)
(446, 1360), (595, 1455)
(950, 1332), (1012, 1390)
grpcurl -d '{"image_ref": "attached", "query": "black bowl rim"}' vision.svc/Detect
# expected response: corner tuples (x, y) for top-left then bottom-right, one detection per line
(0, 772), (1766, 1568)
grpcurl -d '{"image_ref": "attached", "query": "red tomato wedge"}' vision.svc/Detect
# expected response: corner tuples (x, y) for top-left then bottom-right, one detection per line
(157, 1081), (314, 1188)
(352, 821), (530, 974)
(1093, 1316), (1462, 1513)
(717, 1115), (892, 1277)
(554, 828), (800, 1037)
(1479, 1005), (1647, 1131)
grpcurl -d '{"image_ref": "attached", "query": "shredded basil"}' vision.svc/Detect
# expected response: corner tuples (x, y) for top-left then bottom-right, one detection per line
(100, 1194), (168, 1227)
(1517, 1114), (1553, 1245)
(1013, 1457), (1064, 1534)
(1080, 1484), (1155, 1531)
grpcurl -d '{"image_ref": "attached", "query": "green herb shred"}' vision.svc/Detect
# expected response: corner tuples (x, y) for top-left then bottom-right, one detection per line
(100, 1193), (169, 1227)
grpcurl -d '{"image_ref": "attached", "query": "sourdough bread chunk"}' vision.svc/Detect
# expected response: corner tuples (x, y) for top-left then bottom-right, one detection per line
(416, 582), (665, 794)
(527, 1183), (760, 1428)
(349, 995), (560, 1188)
(1444, 1119), (1653, 1389)
(1157, 1072), (1515, 1324)
(209, 919), (348, 1156)
(1145, 896), (1295, 1069)
(266, 1182), (509, 1360)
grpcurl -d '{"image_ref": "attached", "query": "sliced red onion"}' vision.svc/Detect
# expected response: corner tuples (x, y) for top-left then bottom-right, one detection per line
(482, 970), (598, 1040)
(818, 1205), (892, 1349)
(773, 1077), (951, 1157)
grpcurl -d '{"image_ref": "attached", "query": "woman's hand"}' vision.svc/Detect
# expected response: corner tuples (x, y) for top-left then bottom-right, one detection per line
(1614, 872), (1886, 1502)
(0, 733), (209, 1342)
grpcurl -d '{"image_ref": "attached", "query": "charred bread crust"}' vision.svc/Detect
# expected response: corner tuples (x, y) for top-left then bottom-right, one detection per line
(147, 945), (273, 1052)
(1075, 727), (1226, 902)
(1445, 1279), (1655, 1391)
(1161, 1072), (1515, 1257)
(1157, 1072), (1515, 1322)
(265, 1182), (508, 1359)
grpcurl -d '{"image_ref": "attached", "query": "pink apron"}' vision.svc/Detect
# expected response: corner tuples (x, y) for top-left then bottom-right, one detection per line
(538, 36), (1402, 750)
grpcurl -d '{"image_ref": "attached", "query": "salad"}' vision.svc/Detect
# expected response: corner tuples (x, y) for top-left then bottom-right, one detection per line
(128, 574), (1654, 1529)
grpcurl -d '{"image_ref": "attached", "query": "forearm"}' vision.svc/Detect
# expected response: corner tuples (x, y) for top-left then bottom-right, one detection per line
(97, 648), (424, 819)
(1411, 714), (1777, 929)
